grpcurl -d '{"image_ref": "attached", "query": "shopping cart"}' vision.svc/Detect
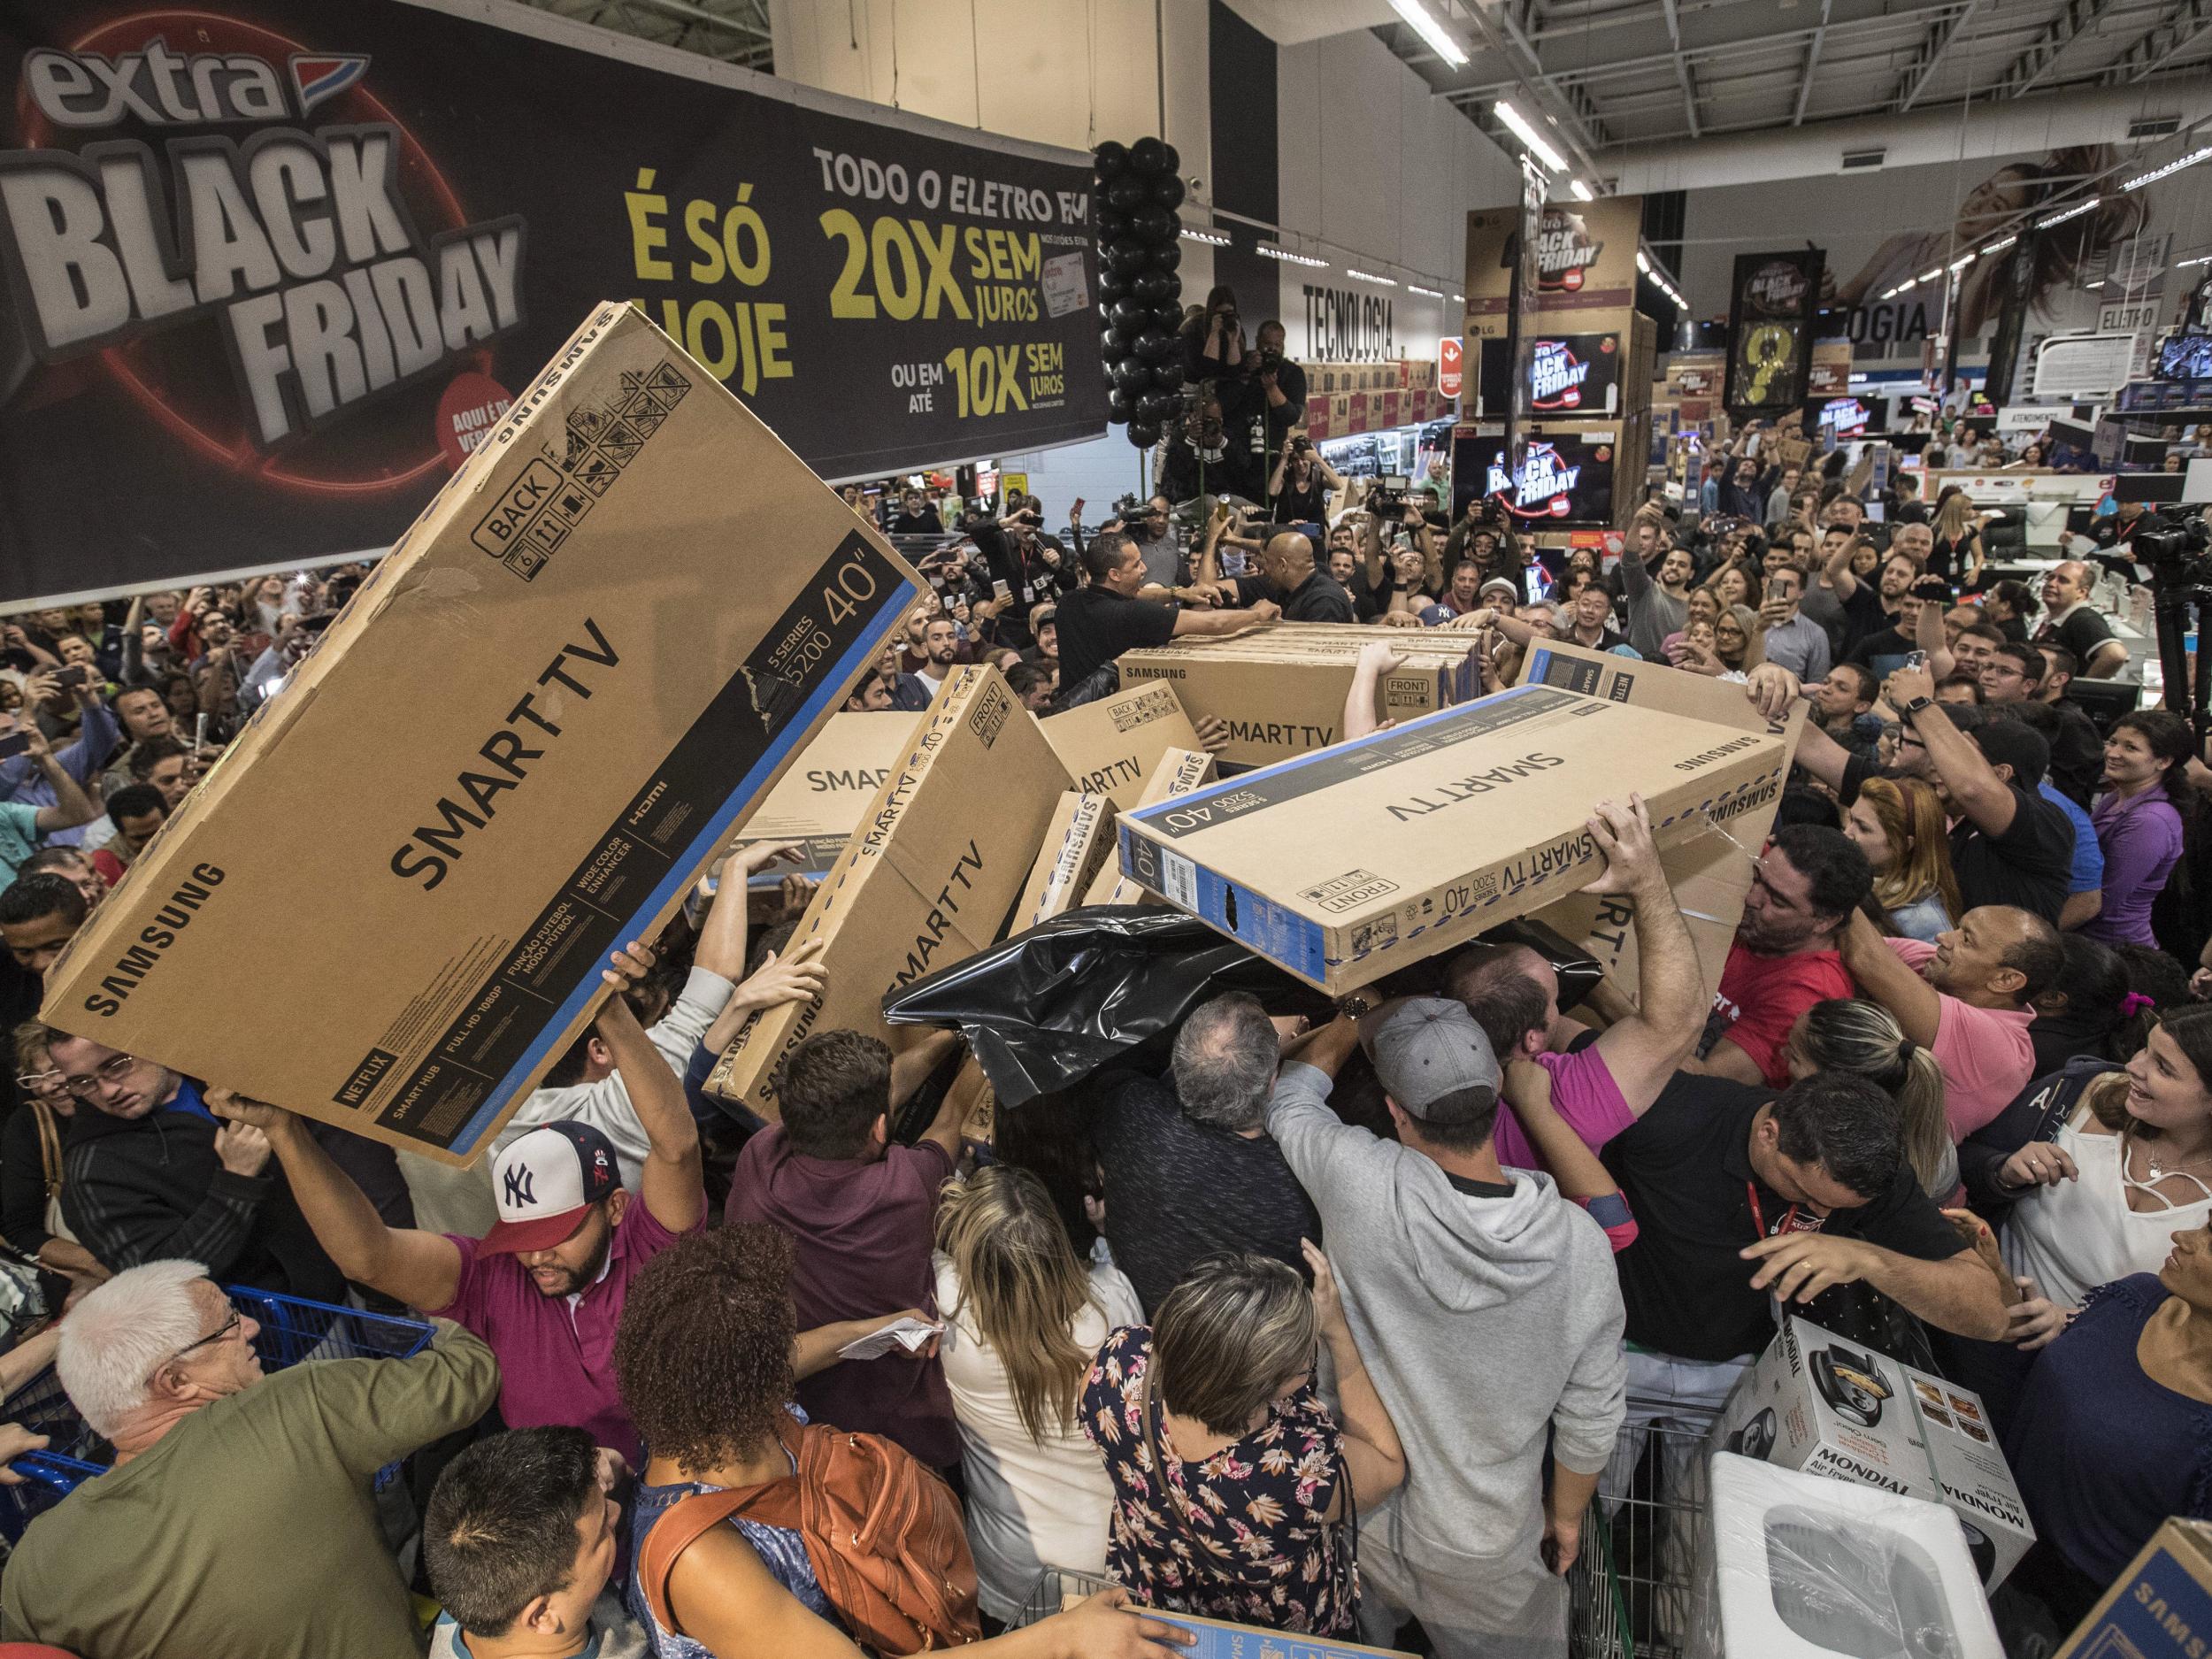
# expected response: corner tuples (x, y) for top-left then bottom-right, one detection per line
(0, 1286), (432, 1548)
(1570, 1400), (1725, 1659)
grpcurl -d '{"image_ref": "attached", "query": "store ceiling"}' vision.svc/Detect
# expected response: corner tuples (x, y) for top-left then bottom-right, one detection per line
(1373, 0), (2212, 162)
(511, 0), (776, 73)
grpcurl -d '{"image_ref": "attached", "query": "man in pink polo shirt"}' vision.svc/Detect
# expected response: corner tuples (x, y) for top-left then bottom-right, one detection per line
(1448, 795), (1707, 1164)
(1838, 905), (2060, 1140)
(218, 941), (705, 1466)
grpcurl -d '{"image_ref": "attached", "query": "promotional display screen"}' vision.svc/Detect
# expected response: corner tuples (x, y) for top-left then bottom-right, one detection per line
(1818, 397), (1875, 434)
(0, 3), (1104, 603)
(1485, 435), (1616, 524)
(2158, 334), (2212, 380)
(1476, 334), (1621, 415)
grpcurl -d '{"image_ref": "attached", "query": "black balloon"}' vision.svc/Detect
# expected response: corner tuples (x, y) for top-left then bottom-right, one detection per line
(1104, 175), (1149, 212)
(1130, 206), (1173, 243)
(1149, 241), (1182, 273)
(1131, 268), (1177, 303)
(1093, 140), (1128, 178)
(1137, 390), (1180, 423)
(1151, 362), (1185, 389)
(1153, 299), (1187, 330)
(1101, 327), (1125, 358)
(1151, 174), (1186, 210)
(1106, 239), (1151, 279)
(1134, 329), (1174, 363)
(1097, 271), (1130, 305)
(1127, 419), (1162, 449)
(1107, 388), (1134, 424)
(1110, 296), (1148, 330)
(1094, 207), (1128, 242)
(1128, 137), (1171, 177)
(1112, 357), (1154, 393)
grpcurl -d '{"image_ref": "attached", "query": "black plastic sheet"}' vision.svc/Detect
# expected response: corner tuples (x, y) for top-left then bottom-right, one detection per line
(882, 903), (1600, 1110)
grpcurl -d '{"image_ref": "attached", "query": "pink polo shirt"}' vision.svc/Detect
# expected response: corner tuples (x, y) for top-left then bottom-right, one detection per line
(430, 1198), (697, 1466)
(1887, 936), (2036, 1140)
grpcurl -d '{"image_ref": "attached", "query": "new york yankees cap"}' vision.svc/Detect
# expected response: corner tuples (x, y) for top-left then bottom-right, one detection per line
(481, 1120), (621, 1255)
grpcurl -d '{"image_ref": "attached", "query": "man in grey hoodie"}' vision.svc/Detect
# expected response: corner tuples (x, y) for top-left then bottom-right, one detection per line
(1269, 996), (1626, 1658)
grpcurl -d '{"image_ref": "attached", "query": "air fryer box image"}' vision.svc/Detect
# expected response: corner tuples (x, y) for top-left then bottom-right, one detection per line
(1898, 1365), (2034, 1589)
(1118, 625), (1485, 767)
(1690, 1454), (2002, 1659)
(39, 303), (924, 1166)
(730, 713), (926, 885)
(1518, 640), (1806, 1000)
(1710, 1316), (1939, 1502)
(1114, 685), (1787, 994)
(1039, 681), (1202, 810)
(706, 665), (1070, 1116)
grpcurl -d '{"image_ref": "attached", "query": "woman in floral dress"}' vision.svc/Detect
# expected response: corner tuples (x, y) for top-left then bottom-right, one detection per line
(1080, 1244), (1405, 1635)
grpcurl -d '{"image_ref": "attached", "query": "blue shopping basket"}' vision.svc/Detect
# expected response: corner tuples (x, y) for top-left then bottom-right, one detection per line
(1, 1286), (433, 1543)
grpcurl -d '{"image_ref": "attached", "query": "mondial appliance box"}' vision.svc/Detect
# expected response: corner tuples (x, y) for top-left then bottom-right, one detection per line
(40, 303), (924, 1164)
(1112, 683), (1786, 994)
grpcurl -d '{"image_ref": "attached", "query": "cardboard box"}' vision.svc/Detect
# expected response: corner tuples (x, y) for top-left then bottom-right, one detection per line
(1114, 684), (1788, 994)
(731, 713), (925, 885)
(1118, 626), (1484, 767)
(1010, 792), (1117, 931)
(2055, 1518), (2212, 1658)
(705, 665), (1070, 1114)
(1711, 1316), (2033, 1589)
(1692, 1455), (2001, 1659)
(1517, 640), (1804, 1002)
(1055, 1596), (1412, 1658)
(38, 303), (922, 1164)
(1085, 749), (1216, 906)
(1038, 682), (1202, 811)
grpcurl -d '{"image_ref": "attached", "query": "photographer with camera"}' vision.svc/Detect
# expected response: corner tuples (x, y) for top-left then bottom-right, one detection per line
(1180, 285), (1247, 385)
(967, 504), (1077, 653)
(1249, 320), (1308, 445)
(1269, 431), (1339, 525)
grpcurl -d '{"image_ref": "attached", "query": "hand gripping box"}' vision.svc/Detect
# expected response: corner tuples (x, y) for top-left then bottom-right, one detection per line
(706, 664), (1071, 1116)
(39, 303), (923, 1164)
(1112, 682), (1788, 994)
(1118, 624), (1485, 766)
(1518, 639), (1806, 1000)
(730, 712), (926, 885)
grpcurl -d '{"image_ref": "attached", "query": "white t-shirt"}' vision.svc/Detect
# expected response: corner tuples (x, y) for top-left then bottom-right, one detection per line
(931, 1253), (1142, 1623)
(2004, 1116), (2212, 1308)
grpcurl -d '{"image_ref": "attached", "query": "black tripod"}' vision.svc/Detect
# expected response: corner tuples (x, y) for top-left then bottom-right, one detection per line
(2148, 556), (2212, 751)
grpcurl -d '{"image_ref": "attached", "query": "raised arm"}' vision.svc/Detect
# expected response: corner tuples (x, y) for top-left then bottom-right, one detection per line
(1915, 599), (1954, 681)
(24, 726), (99, 836)
(1889, 665), (2016, 834)
(1343, 640), (1405, 741)
(1822, 534), (1862, 602)
(1584, 796), (1707, 1110)
(211, 1093), (463, 1311)
(595, 943), (705, 1234)
(1171, 598), (1279, 639)
(1836, 910), (1941, 1048)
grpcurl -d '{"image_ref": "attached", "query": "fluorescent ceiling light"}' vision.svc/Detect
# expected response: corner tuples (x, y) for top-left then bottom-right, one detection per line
(2037, 197), (2100, 230)
(2180, 254), (2212, 269)
(1984, 235), (2016, 254)
(2084, 279), (2104, 288)
(1256, 245), (1330, 267)
(2122, 144), (2211, 192)
(1570, 179), (1594, 202)
(1494, 101), (1566, 173)
(1451, 292), (1463, 302)
(1635, 250), (1651, 273)
(1388, 0), (1470, 68)
(1346, 269), (1398, 287)
(1407, 283), (1443, 297)
(1179, 227), (1230, 246)
(1948, 253), (1976, 273)
(1916, 268), (1942, 282)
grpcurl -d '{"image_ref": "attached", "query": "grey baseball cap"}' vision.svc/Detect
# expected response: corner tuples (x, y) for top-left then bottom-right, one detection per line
(1366, 997), (1503, 1116)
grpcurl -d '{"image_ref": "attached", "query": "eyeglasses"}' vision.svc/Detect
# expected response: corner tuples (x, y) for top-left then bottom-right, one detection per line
(54, 1053), (140, 1098)
(165, 1310), (241, 1370)
(12, 1069), (65, 1097)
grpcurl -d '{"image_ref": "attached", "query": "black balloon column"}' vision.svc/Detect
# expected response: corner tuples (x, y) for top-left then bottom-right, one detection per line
(1094, 138), (1185, 450)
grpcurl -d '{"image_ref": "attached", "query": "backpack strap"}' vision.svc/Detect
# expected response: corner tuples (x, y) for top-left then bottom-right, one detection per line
(638, 1477), (803, 1638)
(32, 1102), (62, 1201)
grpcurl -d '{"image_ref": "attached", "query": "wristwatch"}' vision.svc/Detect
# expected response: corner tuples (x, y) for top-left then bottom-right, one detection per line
(1899, 695), (1935, 720)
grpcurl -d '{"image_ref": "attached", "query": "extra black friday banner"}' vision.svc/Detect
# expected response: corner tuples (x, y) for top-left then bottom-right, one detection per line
(0, 0), (1104, 604)
(1722, 250), (1824, 420)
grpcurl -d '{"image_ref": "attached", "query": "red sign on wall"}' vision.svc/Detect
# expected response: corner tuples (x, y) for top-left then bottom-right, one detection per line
(1440, 337), (1464, 399)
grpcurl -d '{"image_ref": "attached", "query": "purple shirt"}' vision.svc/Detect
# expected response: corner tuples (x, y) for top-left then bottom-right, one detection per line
(430, 1198), (694, 1466)
(1494, 1046), (1639, 1249)
(2084, 790), (2184, 948)
(728, 1128), (960, 1468)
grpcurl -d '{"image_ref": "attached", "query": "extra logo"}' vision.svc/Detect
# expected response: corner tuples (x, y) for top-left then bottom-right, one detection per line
(1529, 340), (1591, 410)
(1745, 258), (1810, 318)
(503, 1165), (538, 1209)
(1487, 441), (1603, 518)
(0, 15), (523, 471)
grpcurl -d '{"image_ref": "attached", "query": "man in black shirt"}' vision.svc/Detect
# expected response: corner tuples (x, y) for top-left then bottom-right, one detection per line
(2033, 561), (2128, 679)
(1052, 530), (1279, 692)
(1247, 320), (1308, 449)
(1980, 644), (2101, 806)
(1606, 1071), (2007, 1369)
(1217, 531), (1356, 624)
(886, 488), (943, 536)
(1846, 574), (1950, 681)
(1089, 993), (1319, 1314)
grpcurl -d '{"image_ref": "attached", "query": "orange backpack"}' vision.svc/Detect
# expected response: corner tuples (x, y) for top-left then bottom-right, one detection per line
(637, 1417), (981, 1654)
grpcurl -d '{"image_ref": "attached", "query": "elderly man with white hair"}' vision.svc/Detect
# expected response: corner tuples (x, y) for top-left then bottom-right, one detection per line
(1, 1258), (496, 1659)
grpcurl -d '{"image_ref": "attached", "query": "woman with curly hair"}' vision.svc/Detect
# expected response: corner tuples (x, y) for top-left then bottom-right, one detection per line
(618, 1225), (1188, 1659)
(1081, 1248), (1403, 1637)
